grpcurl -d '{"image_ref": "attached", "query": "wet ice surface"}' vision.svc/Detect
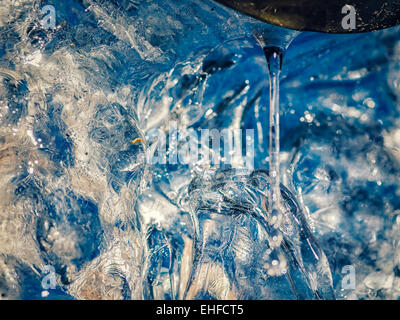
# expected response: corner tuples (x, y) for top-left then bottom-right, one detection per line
(0, 0), (400, 300)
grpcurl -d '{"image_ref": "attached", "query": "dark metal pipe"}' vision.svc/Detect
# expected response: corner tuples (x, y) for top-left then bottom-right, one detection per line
(214, 0), (400, 33)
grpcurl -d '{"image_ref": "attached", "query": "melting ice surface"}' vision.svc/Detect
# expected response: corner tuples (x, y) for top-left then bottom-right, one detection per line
(0, 0), (400, 300)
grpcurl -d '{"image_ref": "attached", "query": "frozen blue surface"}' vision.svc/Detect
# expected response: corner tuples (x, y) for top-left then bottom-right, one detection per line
(0, 0), (399, 300)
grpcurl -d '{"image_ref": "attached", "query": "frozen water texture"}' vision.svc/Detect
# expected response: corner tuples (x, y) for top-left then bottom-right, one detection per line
(0, 0), (399, 299)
